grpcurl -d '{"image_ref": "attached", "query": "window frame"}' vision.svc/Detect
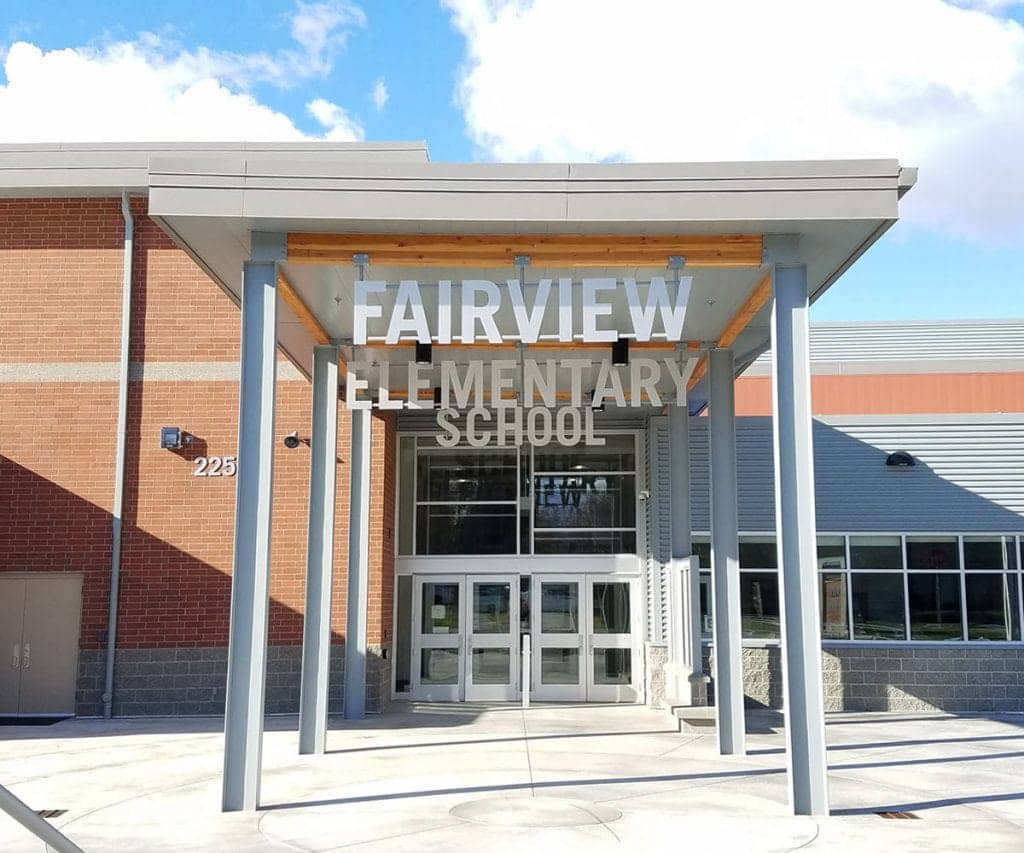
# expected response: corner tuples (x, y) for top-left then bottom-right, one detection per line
(692, 531), (1024, 647)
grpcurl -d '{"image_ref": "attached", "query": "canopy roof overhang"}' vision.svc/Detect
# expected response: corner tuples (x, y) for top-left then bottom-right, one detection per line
(147, 155), (916, 410)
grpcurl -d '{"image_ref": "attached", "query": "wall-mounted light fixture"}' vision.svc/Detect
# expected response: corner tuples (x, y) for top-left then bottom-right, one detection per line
(611, 337), (629, 366)
(415, 342), (433, 365)
(283, 431), (302, 449)
(432, 387), (442, 410)
(885, 450), (916, 468)
(160, 427), (193, 450)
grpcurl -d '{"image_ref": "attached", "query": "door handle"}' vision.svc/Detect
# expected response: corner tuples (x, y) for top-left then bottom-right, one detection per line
(10, 644), (18, 669)
(22, 642), (30, 670)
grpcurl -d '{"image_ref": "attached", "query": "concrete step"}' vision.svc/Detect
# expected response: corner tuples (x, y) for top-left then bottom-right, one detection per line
(665, 703), (716, 734)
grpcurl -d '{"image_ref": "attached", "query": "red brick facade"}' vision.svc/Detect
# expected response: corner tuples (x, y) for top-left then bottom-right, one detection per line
(0, 198), (394, 658)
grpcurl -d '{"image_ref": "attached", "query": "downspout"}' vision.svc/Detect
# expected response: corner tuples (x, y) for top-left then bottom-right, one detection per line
(102, 191), (134, 719)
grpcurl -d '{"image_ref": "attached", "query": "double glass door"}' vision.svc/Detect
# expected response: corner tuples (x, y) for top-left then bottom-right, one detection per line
(410, 573), (638, 702)
(412, 575), (519, 701)
(532, 575), (638, 702)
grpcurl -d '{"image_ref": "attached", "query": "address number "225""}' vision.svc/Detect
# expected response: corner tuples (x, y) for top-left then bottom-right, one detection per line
(194, 456), (237, 477)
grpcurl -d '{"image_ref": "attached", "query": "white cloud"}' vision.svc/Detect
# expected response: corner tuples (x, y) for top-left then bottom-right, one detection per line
(371, 76), (388, 111)
(444, 0), (1024, 244)
(0, 1), (366, 142)
(308, 96), (365, 139)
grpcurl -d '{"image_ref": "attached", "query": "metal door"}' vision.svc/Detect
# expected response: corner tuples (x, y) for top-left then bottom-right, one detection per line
(18, 574), (83, 715)
(412, 576), (465, 701)
(587, 577), (640, 702)
(0, 576), (27, 714)
(465, 575), (519, 702)
(531, 575), (586, 701)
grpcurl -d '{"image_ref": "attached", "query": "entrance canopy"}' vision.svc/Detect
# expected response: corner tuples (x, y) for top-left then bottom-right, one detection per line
(148, 156), (916, 410)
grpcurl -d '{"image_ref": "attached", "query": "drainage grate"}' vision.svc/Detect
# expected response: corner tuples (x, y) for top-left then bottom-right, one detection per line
(35, 810), (66, 819)
(876, 811), (919, 820)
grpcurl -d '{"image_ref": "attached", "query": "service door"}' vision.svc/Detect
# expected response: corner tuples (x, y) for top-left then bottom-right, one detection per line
(465, 575), (519, 702)
(587, 577), (639, 702)
(18, 574), (83, 715)
(412, 576), (465, 701)
(532, 575), (586, 701)
(0, 576), (27, 715)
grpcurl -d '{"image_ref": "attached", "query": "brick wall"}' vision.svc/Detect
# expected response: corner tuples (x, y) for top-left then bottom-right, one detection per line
(0, 197), (385, 716)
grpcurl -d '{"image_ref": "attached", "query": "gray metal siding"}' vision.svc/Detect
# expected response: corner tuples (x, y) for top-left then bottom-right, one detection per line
(644, 416), (673, 644)
(690, 416), (1024, 533)
(749, 319), (1024, 368)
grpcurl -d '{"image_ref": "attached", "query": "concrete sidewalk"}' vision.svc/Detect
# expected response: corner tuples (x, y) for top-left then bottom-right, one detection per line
(1, 703), (1023, 851)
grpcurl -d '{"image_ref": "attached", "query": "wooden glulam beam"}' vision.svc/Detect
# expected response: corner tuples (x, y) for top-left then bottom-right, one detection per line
(277, 272), (330, 346)
(287, 233), (764, 268)
(687, 271), (773, 392)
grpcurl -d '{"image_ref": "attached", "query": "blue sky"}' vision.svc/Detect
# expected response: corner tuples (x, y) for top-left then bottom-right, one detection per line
(2, 0), (1022, 323)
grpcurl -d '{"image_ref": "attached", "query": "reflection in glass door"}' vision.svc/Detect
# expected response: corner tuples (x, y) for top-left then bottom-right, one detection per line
(466, 575), (519, 701)
(588, 579), (638, 702)
(412, 576), (464, 701)
(531, 576), (586, 701)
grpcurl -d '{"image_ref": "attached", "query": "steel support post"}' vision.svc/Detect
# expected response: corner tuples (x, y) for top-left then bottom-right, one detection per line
(708, 348), (746, 755)
(771, 263), (830, 815)
(222, 239), (280, 812)
(344, 408), (372, 719)
(299, 345), (340, 754)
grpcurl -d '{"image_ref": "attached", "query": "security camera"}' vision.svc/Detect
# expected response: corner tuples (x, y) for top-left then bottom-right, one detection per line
(283, 431), (301, 449)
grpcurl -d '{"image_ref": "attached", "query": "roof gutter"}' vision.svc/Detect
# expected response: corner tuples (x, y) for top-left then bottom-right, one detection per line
(103, 191), (134, 719)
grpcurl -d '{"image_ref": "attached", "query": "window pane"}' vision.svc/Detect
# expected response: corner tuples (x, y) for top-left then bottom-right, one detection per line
(964, 536), (1018, 570)
(908, 573), (963, 640)
(740, 571), (780, 639)
(850, 536), (903, 570)
(739, 536), (777, 569)
(541, 583), (579, 633)
(533, 530), (636, 555)
(416, 505), (517, 555)
(473, 583), (510, 634)
(472, 648), (511, 684)
(398, 436), (415, 555)
(541, 648), (580, 684)
(852, 573), (906, 639)
(533, 475), (635, 529)
(421, 582), (460, 634)
(594, 648), (632, 684)
(699, 572), (712, 639)
(966, 573), (1021, 641)
(592, 582), (631, 633)
(692, 539), (711, 569)
(533, 435), (635, 472)
(416, 450), (517, 501)
(820, 573), (849, 639)
(817, 536), (847, 570)
(421, 649), (459, 684)
(907, 536), (960, 571)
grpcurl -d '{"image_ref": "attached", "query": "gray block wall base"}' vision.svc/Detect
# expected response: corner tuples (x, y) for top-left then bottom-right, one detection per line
(701, 646), (1024, 713)
(76, 644), (392, 717)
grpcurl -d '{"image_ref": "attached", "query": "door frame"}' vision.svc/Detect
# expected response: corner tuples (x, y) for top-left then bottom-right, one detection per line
(465, 574), (520, 702)
(411, 574), (465, 701)
(531, 574), (587, 702)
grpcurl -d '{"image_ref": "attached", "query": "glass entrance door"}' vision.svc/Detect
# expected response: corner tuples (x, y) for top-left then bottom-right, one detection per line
(531, 575), (586, 701)
(412, 576), (464, 701)
(587, 578), (639, 702)
(466, 575), (519, 701)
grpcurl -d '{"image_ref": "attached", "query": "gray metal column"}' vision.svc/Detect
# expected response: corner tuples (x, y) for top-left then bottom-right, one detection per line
(344, 408), (372, 719)
(708, 348), (745, 755)
(771, 264), (829, 815)
(222, 235), (281, 812)
(299, 345), (340, 754)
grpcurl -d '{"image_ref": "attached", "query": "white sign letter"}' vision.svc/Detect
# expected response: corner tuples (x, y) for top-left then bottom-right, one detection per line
(508, 278), (551, 344)
(582, 278), (618, 343)
(460, 280), (502, 344)
(625, 276), (692, 342)
(385, 280), (430, 344)
(353, 280), (386, 345)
